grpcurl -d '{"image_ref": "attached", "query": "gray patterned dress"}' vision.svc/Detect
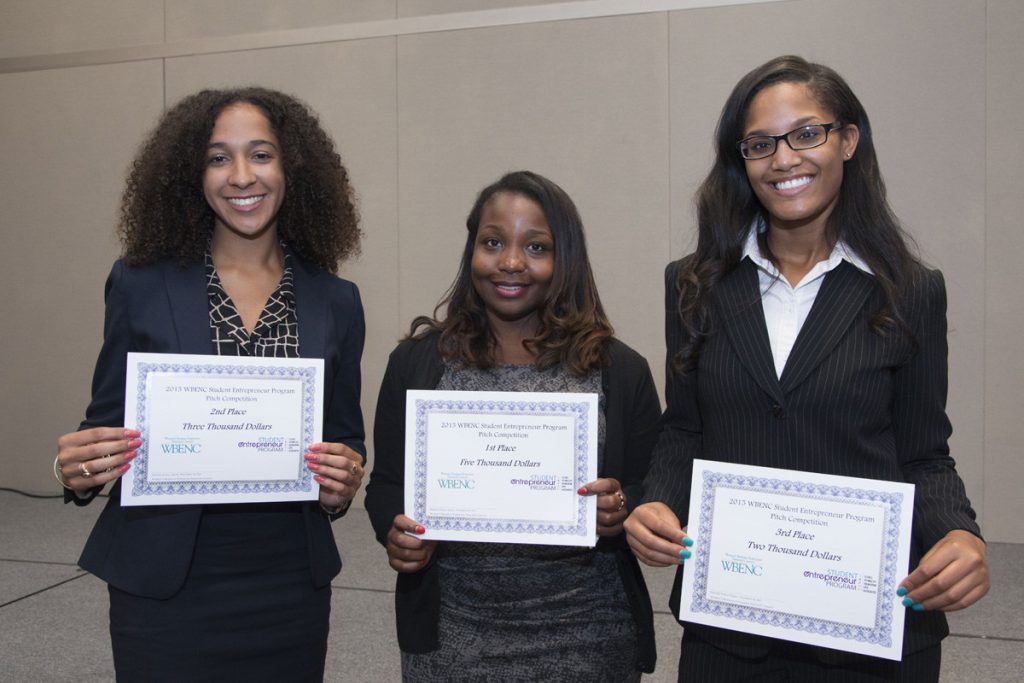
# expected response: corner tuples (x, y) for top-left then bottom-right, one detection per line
(401, 362), (640, 683)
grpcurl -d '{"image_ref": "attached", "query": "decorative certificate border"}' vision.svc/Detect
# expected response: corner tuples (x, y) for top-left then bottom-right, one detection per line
(129, 361), (318, 498)
(688, 469), (906, 647)
(411, 397), (591, 538)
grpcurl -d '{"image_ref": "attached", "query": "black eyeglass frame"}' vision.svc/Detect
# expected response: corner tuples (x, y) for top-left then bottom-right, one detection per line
(736, 122), (844, 160)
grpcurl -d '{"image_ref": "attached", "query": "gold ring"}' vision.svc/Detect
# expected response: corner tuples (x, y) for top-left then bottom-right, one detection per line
(615, 490), (626, 512)
(79, 462), (92, 478)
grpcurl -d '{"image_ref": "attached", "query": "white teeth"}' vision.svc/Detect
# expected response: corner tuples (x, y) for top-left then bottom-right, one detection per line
(228, 195), (264, 206)
(773, 176), (812, 191)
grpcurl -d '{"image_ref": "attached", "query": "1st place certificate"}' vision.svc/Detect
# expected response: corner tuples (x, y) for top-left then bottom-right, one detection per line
(680, 460), (915, 660)
(121, 352), (324, 506)
(404, 390), (598, 546)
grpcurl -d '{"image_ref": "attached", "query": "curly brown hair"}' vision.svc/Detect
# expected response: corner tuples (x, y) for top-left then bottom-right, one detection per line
(118, 87), (361, 272)
(409, 171), (613, 377)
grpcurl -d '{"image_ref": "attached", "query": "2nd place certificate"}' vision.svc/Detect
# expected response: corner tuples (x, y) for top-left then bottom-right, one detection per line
(680, 460), (915, 660)
(405, 390), (598, 546)
(121, 352), (324, 506)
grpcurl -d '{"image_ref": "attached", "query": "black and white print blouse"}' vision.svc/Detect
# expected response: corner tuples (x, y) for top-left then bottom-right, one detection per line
(205, 251), (300, 358)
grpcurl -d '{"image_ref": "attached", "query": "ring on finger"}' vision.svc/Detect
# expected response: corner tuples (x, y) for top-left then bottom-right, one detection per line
(79, 462), (92, 478)
(614, 490), (626, 512)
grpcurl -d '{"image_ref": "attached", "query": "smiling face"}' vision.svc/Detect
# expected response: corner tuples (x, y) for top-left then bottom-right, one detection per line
(743, 82), (858, 237)
(470, 192), (555, 333)
(203, 102), (286, 241)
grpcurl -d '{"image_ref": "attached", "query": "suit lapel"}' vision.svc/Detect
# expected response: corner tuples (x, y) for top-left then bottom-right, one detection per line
(716, 259), (784, 404)
(163, 261), (213, 354)
(291, 253), (327, 360)
(779, 260), (875, 394)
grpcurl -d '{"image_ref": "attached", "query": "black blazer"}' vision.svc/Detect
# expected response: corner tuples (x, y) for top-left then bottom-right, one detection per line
(644, 257), (980, 660)
(364, 333), (660, 673)
(67, 252), (366, 599)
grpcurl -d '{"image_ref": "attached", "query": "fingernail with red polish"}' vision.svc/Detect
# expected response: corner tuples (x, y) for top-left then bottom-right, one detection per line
(127, 439), (142, 449)
(577, 486), (588, 495)
(308, 444), (322, 452)
(124, 429), (141, 438)
(120, 463), (132, 473)
(125, 451), (138, 461)
(414, 525), (426, 534)
(313, 474), (325, 483)
(303, 453), (318, 462)
(307, 463), (320, 471)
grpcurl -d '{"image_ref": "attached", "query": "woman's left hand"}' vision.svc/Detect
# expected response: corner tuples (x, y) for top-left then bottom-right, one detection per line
(899, 529), (990, 612)
(304, 442), (364, 512)
(578, 478), (629, 536)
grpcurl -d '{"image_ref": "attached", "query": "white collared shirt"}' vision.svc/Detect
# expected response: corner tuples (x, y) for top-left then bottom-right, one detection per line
(742, 224), (873, 379)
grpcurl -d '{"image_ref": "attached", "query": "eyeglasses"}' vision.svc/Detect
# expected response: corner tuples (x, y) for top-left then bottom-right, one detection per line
(737, 122), (843, 160)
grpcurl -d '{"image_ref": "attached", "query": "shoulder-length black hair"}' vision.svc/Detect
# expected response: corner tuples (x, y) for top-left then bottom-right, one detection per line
(118, 86), (361, 273)
(677, 55), (919, 371)
(410, 170), (613, 375)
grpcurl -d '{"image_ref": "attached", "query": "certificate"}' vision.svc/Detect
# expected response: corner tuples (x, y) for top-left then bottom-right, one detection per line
(680, 460), (915, 660)
(404, 390), (598, 546)
(121, 352), (324, 506)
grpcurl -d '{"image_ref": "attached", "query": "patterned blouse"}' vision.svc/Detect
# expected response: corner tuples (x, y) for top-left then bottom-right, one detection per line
(205, 250), (300, 358)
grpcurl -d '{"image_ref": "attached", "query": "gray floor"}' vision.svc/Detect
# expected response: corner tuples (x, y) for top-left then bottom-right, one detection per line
(1, 490), (1021, 682)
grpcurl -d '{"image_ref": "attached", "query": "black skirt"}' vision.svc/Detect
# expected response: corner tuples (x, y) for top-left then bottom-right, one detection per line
(109, 504), (330, 682)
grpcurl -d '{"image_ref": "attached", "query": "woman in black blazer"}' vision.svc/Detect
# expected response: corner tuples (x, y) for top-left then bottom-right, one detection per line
(365, 171), (659, 680)
(54, 88), (366, 681)
(625, 56), (990, 681)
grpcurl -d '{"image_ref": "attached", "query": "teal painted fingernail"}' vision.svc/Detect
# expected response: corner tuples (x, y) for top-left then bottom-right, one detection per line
(682, 537), (694, 547)
(901, 597), (914, 607)
(679, 549), (692, 560)
(896, 586), (908, 596)
(912, 603), (925, 612)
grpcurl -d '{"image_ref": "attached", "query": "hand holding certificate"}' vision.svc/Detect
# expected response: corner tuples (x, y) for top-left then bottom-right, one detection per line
(404, 389), (598, 546)
(680, 460), (915, 660)
(121, 352), (324, 506)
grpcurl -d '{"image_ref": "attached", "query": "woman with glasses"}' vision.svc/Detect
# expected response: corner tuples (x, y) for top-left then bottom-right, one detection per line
(624, 55), (989, 680)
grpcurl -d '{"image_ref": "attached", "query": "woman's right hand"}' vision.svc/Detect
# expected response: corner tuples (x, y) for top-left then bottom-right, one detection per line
(55, 427), (141, 493)
(624, 501), (692, 567)
(386, 514), (437, 573)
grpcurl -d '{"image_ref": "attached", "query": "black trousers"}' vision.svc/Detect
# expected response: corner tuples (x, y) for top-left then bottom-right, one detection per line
(678, 631), (941, 683)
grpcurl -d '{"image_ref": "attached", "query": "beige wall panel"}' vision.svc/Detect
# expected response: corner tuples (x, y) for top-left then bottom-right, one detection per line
(397, 13), (670, 387)
(0, 61), (165, 492)
(165, 0), (393, 42)
(165, 40), (398, 506)
(669, 0), (989, 528)
(983, 0), (1024, 543)
(0, 0), (164, 59)
(398, 0), (572, 18)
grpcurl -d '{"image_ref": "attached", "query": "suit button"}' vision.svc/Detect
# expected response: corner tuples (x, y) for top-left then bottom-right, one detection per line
(772, 404), (786, 420)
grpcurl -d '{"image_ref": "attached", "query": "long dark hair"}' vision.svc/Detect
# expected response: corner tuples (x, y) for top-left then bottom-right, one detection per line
(410, 170), (613, 375)
(676, 55), (919, 372)
(118, 87), (361, 272)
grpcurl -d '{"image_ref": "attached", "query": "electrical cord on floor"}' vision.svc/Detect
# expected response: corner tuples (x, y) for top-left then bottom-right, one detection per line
(0, 487), (109, 498)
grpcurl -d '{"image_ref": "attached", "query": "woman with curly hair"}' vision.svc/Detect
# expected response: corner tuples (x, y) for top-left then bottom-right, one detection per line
(365, 170), (659, 681)
(625, 56), (989, 680)
(54, 87), (366, 681)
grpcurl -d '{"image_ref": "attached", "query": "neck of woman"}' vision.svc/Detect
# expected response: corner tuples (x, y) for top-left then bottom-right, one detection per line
(488, 315), (540, 366)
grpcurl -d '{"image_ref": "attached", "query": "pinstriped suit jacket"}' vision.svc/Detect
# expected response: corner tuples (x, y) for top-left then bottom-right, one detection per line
(643, 256), (980, 661)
